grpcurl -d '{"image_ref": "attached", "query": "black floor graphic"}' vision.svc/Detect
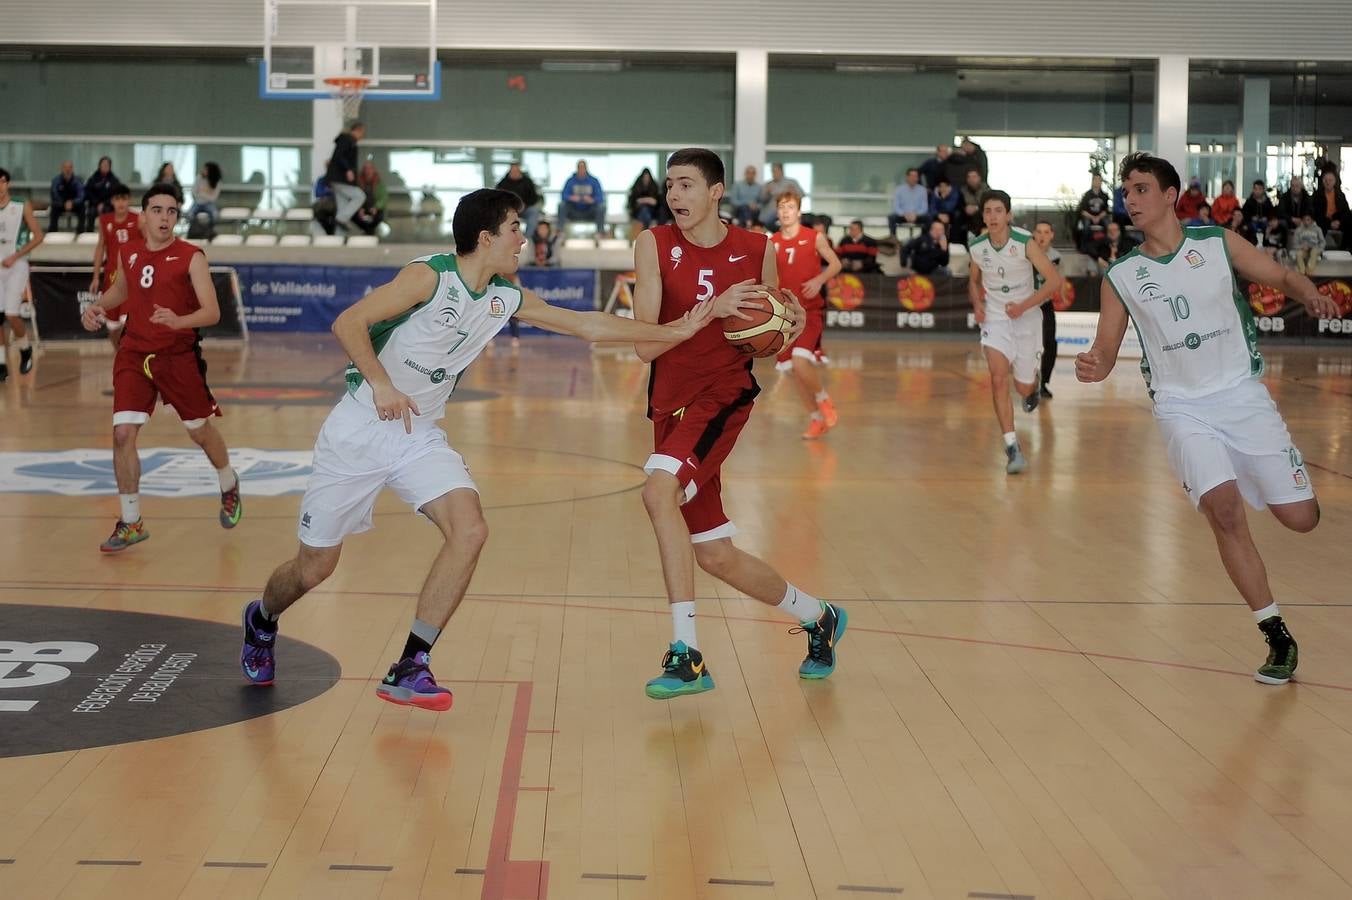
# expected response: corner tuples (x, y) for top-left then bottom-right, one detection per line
(0, 604), (341, 758)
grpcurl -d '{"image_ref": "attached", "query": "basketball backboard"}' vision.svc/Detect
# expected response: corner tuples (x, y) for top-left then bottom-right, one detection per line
(260, 0), (440, 101)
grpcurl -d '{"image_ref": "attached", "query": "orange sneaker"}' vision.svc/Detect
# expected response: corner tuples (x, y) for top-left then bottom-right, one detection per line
(817, 396), (838, 428)
(801, 417), (830, 440)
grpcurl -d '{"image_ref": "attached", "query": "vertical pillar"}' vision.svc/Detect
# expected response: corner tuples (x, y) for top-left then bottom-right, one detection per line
(734, 50), (768, 180)
(311, 45), (346, 190)
(1241, 76), (1270, 187)
(1153, 55), (1189, 173)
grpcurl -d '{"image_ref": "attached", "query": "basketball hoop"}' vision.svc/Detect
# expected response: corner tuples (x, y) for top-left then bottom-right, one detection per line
(324, 75), (370, 121)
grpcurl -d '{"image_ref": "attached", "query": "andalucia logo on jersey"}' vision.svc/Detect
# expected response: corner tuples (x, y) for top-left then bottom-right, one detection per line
(1185, 249), (1205, 268)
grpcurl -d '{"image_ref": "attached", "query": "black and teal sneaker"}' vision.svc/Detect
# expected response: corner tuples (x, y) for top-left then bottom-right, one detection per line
(795, 602), (848, 680)
(1256, 615), (1298, 685)
(644, 641), (715, 700)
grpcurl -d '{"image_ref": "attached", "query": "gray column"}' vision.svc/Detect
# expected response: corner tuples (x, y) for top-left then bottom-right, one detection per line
(1154, 55), (1189, 173)
(734, 50), (768, 179)
(1240, 76), (1270, 187)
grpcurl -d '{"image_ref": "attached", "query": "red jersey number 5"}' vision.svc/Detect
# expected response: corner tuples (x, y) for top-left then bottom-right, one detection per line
(696, 268), (715, 302)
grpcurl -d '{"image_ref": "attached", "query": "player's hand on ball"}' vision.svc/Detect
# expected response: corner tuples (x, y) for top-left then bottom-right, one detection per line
(81, 304), (107, 332)
(150, 304), (184, 329)
(372, 381), (420, 433)
(712, 279), (769, 321)
(780, 289), (807, 342)
(1075, 348), (1109, 383)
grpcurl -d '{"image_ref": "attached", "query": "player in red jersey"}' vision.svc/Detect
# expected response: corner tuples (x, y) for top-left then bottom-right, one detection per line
(770, 189), (842, 439)
(89, 182), (140, 346)
(80, 183), (242, 552)
(633, 148), (849, 700)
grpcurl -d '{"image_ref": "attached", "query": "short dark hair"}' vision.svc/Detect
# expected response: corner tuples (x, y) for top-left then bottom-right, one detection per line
(111, 183), (132, 199)
(1253, 179), (1266, 188)
(1118, 152), (1181, 198)
(1034, 219), (1054, 230)
(849, 219), (864, 227)
(452, 188), (522, 256)
(979, 189), (1011, 212)
(905, 168), (919, 176)
(1199, 203), (1212, 213)
(346, 119), (364, 131)
(1222, 179), (1235, 189)
(666, 148), (725, 187)
(0, 167), (9, 182)
(142, 182), (182, 208)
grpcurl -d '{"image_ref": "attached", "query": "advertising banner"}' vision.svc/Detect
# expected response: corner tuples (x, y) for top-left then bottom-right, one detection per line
(30, 266), (246, 341)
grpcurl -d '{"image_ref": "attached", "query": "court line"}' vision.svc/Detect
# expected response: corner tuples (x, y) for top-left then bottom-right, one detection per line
(76, 859), (141, 866)
(709, 877), (774, 886)
(839, 886), (904, 895)
(481, 682), (549, 900)
(202, 861), (269, 868)
(329, 864), (392, 871)
(581, 872), (647, 881)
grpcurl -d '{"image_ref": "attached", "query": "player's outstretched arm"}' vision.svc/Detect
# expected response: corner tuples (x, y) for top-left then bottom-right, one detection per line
(333, 263), (439, 431)
(151, 253), (220, 330)
(515, 286), (715, 345)
(1076, 278), (1130, 383)
(1224, 229), (1340, 320)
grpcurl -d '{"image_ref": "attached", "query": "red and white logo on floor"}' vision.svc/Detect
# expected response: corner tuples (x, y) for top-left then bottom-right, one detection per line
(0, 448), (313, 496)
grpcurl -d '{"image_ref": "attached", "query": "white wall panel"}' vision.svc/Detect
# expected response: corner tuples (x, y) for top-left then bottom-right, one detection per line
(7, 1), (1352, 61)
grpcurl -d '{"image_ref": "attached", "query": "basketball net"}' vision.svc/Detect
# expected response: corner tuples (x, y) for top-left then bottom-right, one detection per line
(324, 76), (370, 121)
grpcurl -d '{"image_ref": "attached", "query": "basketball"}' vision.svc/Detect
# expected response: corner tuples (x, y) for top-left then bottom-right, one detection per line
(723, 288), (794, 357)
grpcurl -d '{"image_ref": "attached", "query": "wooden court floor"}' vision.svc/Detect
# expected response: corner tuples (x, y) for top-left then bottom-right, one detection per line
(3, 332), (1352, 900)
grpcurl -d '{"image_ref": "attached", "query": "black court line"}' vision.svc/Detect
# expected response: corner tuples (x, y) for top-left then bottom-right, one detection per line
(709, 878), (775, 886)
(203, 861), (269, 868)
(329, 864), (393, 872)
(77, 859), (141, 866)
(840, 887), (904, 895)
(454, 867), (485, 875)
(0, 859), (15, 864)
(582, 872), (647, 880)
(969, 893), (1035, 900)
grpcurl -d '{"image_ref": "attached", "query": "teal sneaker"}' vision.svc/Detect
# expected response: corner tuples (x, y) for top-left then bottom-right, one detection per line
(644, 641), (715, 700)
(795, 603), (848, 679)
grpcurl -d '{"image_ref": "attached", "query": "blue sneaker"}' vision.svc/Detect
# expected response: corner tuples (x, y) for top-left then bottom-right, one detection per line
(376, 651), (453, 711)
(240, 599), (276, 686)
(795, 603), (848, 679)
(644, 641), (715, 700)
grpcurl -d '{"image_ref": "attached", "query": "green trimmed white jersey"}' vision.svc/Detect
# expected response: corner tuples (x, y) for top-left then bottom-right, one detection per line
(0, 200), (32, 256)
(344, 253), (522, 423)
(970, 227), (1034, 320)
(1104, 226), (1262, 403)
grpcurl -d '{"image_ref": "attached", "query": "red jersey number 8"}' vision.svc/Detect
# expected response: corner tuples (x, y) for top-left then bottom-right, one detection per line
(140, 265), (155, 289)
(696, 268), (714, 302)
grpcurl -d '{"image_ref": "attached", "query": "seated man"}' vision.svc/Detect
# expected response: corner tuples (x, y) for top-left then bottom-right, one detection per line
(887, 168), (930, 238)
(901, 220), (951, 276)
(1092, 221), (1138, 272)
(929, 179), (961, 238)
(837, 220), (881, 273)
(558, 159), (606, 236)
(1077, 173), (1111, 250)
(50, 160), (86, 233)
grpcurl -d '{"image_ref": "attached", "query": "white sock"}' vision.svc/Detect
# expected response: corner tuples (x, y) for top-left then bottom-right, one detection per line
(814, 390), (830, 403)
(257, 598), (277, 621)
(672, 601), (698, 649)
(809, 411), (824, 422)
(1253, 602), (1279, 624)
(16, 337), (30, 350)
(217, 465), (237, 492)
(778, 584), (823, 624)
(119, 493), (140, 524)
(1003, 431), (1018, 448)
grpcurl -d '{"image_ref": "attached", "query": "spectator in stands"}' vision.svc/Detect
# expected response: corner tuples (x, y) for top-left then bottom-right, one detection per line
(727, 166), (762, 228)
(628, 167), (662, 232)
(900, 219), (951, 276)
(1211, 179), (1240, 227)
(929, 178), (960, 234)
(1111, 183), (1131, 229)
(49, 160), (86, 232)
(495, 161), (541, 239)
(888, 168), (930, 239)
(531, 220), (558, 267)
(154, 162), (182, 195)
(1242, 179), (1280, 247)
(758, 163), (803, 230)
(83, 156), (119, 232)
(837, 220), (881, 273)
(1224, 207), (1257, 245)
(1175, 177), (1207, 221)
(1077, 173), (1111, 251)
(956, 168), (988, 244)
(918, 145), (949, 189)
(1313, 168), (1348, 250)
(1092, 220), (1137, 272)
(353, 161), (387, 236)
(1186, 202), (1214, 227)
(188, 162), (223, 233)
(960, 137), (988, 183)
(312, 161), (336, 236)
(1292, 213), (1326, 275)
(558, 159), (607, 236)
(1278, 175), (1313, 227)
(326, 120), (367, 232)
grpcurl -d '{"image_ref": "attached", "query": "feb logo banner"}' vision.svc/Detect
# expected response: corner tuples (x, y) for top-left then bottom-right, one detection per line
(0, 448), (313, 496)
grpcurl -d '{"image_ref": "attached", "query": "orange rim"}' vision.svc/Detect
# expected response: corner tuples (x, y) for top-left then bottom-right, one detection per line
(322, 76), (371, 91)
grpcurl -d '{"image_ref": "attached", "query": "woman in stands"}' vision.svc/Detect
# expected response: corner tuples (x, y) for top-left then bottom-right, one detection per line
(188, 162), (223, 234)
(355, 161), (388, 237)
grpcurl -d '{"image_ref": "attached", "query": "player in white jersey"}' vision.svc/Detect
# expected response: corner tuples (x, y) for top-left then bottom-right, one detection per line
(1077, 153), (1339, 685)
(0, 167), (46, 381)
(238, 189), (714, 709)
(967, 189), (1063, 473)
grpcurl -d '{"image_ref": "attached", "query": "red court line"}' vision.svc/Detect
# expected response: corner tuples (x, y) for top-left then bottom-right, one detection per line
(481, 682), (549, 900)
